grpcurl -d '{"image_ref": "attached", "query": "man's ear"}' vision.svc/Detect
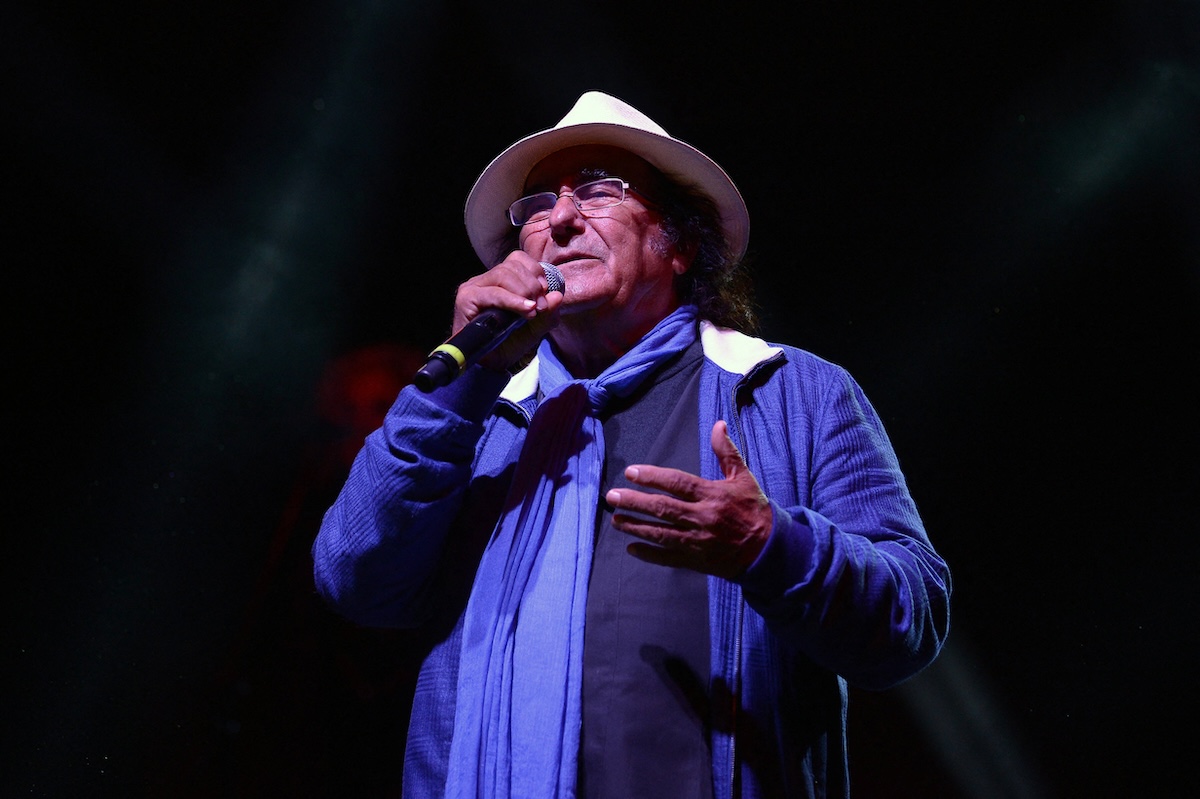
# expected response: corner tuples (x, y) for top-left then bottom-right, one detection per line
(670, 243), (694, 275)
(654, 229), (694, 275)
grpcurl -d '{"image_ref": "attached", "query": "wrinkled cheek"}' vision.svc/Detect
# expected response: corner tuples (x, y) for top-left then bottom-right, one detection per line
(517, 228), (543, 255)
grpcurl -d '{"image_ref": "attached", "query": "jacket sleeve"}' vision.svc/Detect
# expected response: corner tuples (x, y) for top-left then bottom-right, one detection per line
(735, 363), (951, 690)
(311, 366), (511, 628)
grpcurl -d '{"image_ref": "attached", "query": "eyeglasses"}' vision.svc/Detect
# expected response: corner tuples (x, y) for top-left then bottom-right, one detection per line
(507, 177), (635, 227)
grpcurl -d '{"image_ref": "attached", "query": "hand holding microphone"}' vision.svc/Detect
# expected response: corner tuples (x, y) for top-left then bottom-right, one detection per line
(414, 257), (566, 392)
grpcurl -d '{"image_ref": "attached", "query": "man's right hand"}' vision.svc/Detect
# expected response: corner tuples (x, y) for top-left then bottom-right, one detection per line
(451, 251), (564, 373)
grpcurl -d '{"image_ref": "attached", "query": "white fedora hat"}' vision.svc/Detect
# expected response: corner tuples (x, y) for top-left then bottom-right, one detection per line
(464, 91), (750, 266)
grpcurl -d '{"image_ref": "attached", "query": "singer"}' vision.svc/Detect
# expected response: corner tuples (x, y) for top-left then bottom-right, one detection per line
(313, 92), (951, 799)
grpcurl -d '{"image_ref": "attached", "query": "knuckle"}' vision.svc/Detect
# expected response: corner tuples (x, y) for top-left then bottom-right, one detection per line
(665, 474), (690, 495)
(648, 495), (674, 519)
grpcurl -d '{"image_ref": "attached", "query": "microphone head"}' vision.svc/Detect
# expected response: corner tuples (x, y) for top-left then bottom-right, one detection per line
(539, 262), (566, 294)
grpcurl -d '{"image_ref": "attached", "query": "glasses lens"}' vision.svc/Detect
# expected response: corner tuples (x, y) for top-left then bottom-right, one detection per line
(509, 192), (557, 226)
(574, 178), (625, 210)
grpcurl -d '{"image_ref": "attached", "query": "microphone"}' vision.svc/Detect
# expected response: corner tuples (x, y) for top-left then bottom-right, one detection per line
(413, 262), (565, 392)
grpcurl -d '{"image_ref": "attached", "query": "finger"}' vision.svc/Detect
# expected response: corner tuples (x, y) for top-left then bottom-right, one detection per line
(497, 257), (553, 294)
(627, 539), (735, 578)
(523, 289), (563, 334)
(621, 464), (705, 501)
(460, 285), (539, 319)
(606, 488), (697, 527)
(473, 252), (547, 292)
(710, 420), (748, 479)
(490, 248), (543, 275)
(610, 512), (683, 543)
(494, 255), (564, 312)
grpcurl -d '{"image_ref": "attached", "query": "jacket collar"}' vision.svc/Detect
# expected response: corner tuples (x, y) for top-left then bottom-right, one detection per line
(499, 320), (784, 407)
(697, 320), (783, 376)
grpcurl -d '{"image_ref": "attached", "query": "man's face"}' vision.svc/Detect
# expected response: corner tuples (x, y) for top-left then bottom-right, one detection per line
(517, 144), (688, 341)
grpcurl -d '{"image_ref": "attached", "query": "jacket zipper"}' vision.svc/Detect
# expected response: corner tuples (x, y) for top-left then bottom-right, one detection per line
(723, 352), (782, 797)
(728, 380), (749, 799)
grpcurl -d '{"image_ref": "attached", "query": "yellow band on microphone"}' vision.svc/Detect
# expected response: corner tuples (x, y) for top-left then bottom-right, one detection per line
(430, 343), (466, 369)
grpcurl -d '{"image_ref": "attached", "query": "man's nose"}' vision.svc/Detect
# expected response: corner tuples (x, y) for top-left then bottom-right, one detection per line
(548, 193), (585, 232)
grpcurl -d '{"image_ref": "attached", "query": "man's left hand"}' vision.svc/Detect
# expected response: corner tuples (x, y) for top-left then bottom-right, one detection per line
(607, 420), (773, 579)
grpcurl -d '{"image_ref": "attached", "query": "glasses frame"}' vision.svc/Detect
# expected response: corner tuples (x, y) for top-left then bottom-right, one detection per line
(507, 177), (635, 228)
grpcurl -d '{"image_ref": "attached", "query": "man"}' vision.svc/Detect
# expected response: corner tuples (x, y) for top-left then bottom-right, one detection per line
(313, 91), (951, 799)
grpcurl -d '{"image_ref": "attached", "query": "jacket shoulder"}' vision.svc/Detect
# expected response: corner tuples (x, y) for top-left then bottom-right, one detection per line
(699, 322), (851, 385)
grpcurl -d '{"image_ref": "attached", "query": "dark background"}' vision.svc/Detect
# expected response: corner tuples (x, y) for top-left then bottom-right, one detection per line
(5, 1), (1198, 797)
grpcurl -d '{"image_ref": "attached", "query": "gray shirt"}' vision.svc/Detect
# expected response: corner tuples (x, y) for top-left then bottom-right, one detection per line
(579, 340), (713, 799)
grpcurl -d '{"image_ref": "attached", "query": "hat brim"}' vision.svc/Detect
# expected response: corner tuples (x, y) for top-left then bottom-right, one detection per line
(464, 121), (749, 267)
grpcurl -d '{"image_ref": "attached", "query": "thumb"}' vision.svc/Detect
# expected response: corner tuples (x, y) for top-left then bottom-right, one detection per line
(711, 420), (748, 479)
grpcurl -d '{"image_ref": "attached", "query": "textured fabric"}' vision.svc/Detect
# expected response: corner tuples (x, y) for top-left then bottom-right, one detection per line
(444, 307), (699, 799)
(312, 323), (952, 799)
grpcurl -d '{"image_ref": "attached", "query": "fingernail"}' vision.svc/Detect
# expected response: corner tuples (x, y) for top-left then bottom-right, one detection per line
(625, 466), (640, 481)
(606, 489), (620, 505)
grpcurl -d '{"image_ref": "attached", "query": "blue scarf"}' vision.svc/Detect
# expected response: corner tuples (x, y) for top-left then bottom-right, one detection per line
(444, 306), (699, 798)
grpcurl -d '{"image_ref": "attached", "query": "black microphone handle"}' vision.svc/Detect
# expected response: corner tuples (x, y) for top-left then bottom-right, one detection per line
(413, 263), (564, 392)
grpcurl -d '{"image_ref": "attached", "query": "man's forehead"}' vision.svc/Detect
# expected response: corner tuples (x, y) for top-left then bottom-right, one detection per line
(524, 145), (658, 190)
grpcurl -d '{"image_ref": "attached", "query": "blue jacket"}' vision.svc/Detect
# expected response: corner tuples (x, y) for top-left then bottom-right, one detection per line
(313, 322), (951, 799)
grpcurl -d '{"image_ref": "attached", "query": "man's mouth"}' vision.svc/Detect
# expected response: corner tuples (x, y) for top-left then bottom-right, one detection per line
(552, 254), (596, 266)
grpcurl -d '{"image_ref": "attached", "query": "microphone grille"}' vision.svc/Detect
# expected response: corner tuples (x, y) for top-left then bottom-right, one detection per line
(539, 262), (566, 294)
